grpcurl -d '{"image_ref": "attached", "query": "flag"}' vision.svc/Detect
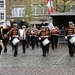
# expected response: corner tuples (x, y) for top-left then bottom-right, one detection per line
(46, 0), (50, 7)
(48, 22), (55, 30)
(50, 0), (54, 13)
(46, 0), (51, 14)
(46, 0), (54, 14)
(6, 20), (11, 26)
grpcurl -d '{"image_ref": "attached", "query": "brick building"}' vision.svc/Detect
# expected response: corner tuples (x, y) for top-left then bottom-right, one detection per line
(6, 0), (50, 28)
(4, 0), (75, 28)
(0, 0), (6, 28)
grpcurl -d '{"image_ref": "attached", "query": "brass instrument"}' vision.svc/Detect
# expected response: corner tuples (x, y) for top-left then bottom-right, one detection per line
(19, 29), (26, 40)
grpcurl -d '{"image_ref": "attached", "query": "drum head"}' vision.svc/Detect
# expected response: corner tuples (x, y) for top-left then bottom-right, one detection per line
(42, 38), (50, 46)
(69, 37), (75, 44)
(12, 38), (19, 45)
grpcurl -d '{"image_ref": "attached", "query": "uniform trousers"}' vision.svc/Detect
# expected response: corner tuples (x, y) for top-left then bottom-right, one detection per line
(41, 37), (47, 56)
(55, 36), (58, 48)
(3, 38), (8, 53)
(68, 37), (74, 56)
(11, 37), (18, 56)
(26, 35), (30, 48)
(35, 36), (39, 47)
(21, 40), (26, 53)
(31, 35), (35, 50)
(51, 35), (55, 50)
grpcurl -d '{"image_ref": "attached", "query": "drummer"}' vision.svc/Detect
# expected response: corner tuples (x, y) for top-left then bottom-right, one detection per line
(54, 26), (59, 48)
(51, 26), (59, 50)
(21, 25), (26, 53)
(9, 23), (20, 57)
(45, 26), (51, 53)
(26, 28), (30, 48)
(30, 28), (36, 50)
(65, 21), (74, 57)
(39, 26), (49, 57)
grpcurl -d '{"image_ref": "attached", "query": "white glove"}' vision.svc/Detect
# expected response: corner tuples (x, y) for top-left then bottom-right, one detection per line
(65, 36), (67, 40)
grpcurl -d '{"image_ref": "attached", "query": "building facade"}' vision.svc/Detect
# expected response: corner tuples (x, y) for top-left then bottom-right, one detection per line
(5, 0), (75, 28)
(51, 0), (75, 28)
(0, 0), (6, 28)
(6, 0), (50, 28)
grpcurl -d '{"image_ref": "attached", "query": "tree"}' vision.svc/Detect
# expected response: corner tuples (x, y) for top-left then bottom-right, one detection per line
(53, 0), (75, 12)
(25, 1), (34, 27)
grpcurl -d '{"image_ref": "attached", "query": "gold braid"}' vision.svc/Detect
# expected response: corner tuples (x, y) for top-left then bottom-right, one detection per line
(74, 28), (75, 34)
(1, 28), (3, 39)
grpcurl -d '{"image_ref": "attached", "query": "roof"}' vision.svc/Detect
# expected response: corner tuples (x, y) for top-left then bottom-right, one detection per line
(50, 12), (75, 16)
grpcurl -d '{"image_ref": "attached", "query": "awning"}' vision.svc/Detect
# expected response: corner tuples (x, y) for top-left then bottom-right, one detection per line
(29, 21), (41, 24)
(29, 20), (49, 24)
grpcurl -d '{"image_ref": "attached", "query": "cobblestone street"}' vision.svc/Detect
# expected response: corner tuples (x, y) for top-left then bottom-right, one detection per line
(0, 44), (75, 75)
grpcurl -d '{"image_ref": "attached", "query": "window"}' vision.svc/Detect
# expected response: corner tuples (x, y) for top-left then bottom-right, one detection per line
(0, 13), (4, 20)
(72, 5), (75, 12)
(0, 1), (4, 8)
(33, 4), (38, 16)
(11, 7), (25, 17)
(41, 5), (46, 15)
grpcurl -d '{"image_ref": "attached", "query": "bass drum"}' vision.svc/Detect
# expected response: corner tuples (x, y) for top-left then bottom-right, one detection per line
(19, 29), (26, 40)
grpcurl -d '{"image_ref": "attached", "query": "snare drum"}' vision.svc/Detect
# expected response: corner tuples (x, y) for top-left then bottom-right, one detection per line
(69, 36), (75, 44)
(42, 38), (50, 46)
(12, 38), (19, 45)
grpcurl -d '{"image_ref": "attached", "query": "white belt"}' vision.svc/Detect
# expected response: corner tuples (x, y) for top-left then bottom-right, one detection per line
(41, 36), (48, 38)
(12, 35), (19, 37)
(67, 35), (73, 37)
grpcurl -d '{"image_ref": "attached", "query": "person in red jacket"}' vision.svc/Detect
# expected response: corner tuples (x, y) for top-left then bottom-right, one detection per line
(65, 21), (74, 57)
(9, 23), (20, 57)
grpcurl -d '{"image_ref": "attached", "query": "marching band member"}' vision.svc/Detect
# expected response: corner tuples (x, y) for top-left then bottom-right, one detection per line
(65, 21), (74, 57)
(2, 24), (11, 53)
(9, 23), (20, 57)
(73, 24), (75, 53)
(0, 27), (4, 54)
(34, 28), (39, 47)
(0, 40), (4, 54)
(26, 28), (30, 48)
(30, 28), (36, 50)
(51, 26), (59, 50)
(21, 25), (26, 53)
(45, 26), (51, 53)
(39, 26), (50, 57)
(54, 26), (59, 48)
(51, 28), (56, 50)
